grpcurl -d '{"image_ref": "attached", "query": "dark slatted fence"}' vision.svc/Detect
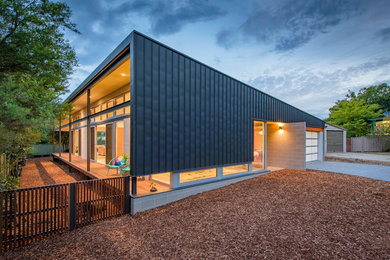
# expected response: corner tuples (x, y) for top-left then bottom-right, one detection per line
(0, 176), (130, 252)
(74, 177), (128, 228)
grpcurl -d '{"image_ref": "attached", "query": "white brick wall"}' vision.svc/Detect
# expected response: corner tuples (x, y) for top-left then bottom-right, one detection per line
(267, 122), (306, 170)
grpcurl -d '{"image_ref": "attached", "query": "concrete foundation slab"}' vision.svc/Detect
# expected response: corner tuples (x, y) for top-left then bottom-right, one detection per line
(130, 171), (269, 215)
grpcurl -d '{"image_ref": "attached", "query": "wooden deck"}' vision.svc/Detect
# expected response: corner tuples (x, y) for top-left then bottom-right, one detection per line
(52, 153), (171, 196)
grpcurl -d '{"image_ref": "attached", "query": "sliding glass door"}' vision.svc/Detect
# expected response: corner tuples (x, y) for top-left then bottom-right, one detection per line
(72, 129), (81, 156)
(95, 122), (122, 165)
(96, 125), (106, 164)
(115, 121), (124, 157)
(105, 124), (113, 164)
(91, 127), (95, 161)
(253, 121), (265, 171)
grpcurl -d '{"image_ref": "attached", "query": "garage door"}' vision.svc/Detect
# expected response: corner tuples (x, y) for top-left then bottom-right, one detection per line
(327, 130), (343, 152)
(306, 131), (319, 161)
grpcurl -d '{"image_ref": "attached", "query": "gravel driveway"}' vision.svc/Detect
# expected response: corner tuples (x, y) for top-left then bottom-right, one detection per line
(2, 169), (389, 259)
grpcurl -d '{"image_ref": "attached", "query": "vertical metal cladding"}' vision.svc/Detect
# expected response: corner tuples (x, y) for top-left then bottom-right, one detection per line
(132, 32), (324, 176)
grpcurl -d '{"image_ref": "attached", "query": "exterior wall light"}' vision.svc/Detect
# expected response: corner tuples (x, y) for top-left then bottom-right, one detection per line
(278, 123), (283, 132)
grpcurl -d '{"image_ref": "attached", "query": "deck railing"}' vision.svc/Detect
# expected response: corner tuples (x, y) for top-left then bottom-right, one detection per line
(0, 176), (130, 252)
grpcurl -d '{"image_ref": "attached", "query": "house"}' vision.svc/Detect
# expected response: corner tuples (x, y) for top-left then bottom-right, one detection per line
(54, 31), (325, 213)
(368, 112), (390, 134)
(324, 123), (347, 153)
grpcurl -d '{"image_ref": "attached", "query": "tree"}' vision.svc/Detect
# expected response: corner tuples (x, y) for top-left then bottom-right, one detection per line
(0, 75), (71, 160)
(326, 99), (382, 137)
(0, 0), (79, 84)
(0, 0), (78, 183)
(351, 83), (390, 112)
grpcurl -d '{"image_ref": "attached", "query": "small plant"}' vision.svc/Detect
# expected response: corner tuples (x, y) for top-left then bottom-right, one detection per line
(150, 182), (157, 192)
(122, 153), (129, 162)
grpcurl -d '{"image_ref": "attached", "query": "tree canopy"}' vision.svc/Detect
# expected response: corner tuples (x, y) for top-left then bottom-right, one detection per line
(0, 0), (78, 86)
(326, 83), (390, 137)
(355, 83), (390, 112)
(326, 99), (382, 137)
(0, 0), (78, 166)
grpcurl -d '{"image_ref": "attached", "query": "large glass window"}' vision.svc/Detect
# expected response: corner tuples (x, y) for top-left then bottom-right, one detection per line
(101, 103), (107, 120)
(91, 127), (95, 160)
(253, 121), (265, 171)
(115, 121), (124, 157)
(107, 99), (114, 118)
(96, 125), (106, 164)
(89, 92), (130, 121)
(125, 106), (130, 114)
(223, 164), (249, 175)
(180, 168), (217, 183)
(125, 92), (130, 102)
(150, 172), (171, 185)
(72, 129), (79, 156)
(115, 96), (124, 116)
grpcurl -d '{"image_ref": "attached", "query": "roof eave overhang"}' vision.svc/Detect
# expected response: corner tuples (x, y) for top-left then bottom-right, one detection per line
(64, 31), (134, 103)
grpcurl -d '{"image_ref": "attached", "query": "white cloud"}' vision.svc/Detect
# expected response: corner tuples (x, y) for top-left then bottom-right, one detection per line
(248, 57), (390, 119)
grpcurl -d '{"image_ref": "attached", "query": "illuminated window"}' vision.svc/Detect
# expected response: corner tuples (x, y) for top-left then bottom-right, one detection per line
(115, 121), (124, 156)
(115, 96), (124, 106)
(115, 108), (124, 116)
(180, 168), (217, 183)
(150, 172), (171, 185)
(100, 104), (106, 120)
(125, 106), (130, 114)
(253, 121), (265, 171)
(223, 164), (249, 175)
(107, 100), (114, 118)
(124, 92), (130, 102)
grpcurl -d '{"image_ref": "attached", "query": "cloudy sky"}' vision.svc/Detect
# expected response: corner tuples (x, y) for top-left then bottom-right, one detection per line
(63, 0), (390, 119)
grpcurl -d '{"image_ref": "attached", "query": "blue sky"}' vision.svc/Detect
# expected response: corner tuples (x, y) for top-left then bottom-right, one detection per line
(63, 0), (390, 119)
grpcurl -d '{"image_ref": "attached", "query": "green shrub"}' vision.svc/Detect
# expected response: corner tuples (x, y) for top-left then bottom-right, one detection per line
(0, 174), (20, 191)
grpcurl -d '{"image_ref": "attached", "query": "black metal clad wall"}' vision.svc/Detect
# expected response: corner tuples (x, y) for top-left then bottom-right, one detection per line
(132, 33), (324, 176)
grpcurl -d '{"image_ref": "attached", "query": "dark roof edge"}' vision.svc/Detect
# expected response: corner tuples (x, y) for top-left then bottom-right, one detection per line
(64, 32), (133, 102)
(132, 30), (325, 126)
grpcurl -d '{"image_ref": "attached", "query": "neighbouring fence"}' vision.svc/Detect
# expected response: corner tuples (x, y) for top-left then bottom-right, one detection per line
(28, 144), (66, 158)
(346, 138), (351, 152)
(351, 136), (390, 152)
(0, 176), (130, 252)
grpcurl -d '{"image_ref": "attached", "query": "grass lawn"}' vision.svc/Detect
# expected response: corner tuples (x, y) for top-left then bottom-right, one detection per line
(3, 169), (390, 259)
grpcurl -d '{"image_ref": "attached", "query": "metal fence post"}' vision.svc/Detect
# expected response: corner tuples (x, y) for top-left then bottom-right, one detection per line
(124, 176), (130, 214)
(131, 177), (137, 196)
(69, 183), (75, 231)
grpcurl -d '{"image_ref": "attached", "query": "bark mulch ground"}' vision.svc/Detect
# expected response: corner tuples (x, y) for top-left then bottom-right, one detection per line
(20, 157), (86, 188)
(3, 169), (390, 259)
